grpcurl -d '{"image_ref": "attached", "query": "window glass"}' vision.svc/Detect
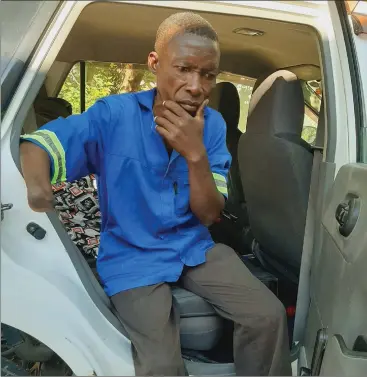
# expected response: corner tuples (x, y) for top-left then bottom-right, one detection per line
(1, 1), (59, 118)
(217, 72), (256, 133)
(59, 64), (257, 131)
(302, 105), (318, 145)
(301, 79), (322, 113)
(58, 62), (81, 114)
(1, 1), (43, 77)
(58, 62), (156, 114)
(301, 80), (322, 145)
(58, 63), (323, 147)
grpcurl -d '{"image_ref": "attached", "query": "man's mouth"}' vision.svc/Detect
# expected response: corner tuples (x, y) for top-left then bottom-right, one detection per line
(179, 101), (201, 113)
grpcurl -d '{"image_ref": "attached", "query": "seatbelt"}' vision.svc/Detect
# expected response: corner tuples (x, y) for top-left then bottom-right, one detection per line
(293, 148), (322, 342)
(293, 101), (325, 343)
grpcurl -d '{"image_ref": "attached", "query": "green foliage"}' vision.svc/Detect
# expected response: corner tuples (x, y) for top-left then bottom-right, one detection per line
(58, 64), (81, 114)
(59, 62), (156, 114)
(234, 83), (253, 133)
(302, 126), (317, 145)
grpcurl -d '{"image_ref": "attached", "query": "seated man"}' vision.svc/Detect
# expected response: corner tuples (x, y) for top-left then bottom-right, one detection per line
(19, 12), (291, 376)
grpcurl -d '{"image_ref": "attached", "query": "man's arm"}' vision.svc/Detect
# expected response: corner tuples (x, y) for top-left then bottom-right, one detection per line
(186, 153), (225, 225)
(20, 99), (111, 212)
(20, 142), (54, 212)
(155, 100), (230, 226)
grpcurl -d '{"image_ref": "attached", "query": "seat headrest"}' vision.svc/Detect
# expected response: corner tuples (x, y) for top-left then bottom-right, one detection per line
(34, 97), (72, 127)
(209, 82), (240, 131)
(247, 70), (304, 137)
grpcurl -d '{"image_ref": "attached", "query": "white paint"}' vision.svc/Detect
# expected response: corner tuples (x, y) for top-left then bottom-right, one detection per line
(1, 1), (364, 375)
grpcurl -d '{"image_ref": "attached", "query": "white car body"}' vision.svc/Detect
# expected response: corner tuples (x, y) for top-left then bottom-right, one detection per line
(1, 1), (366, 375)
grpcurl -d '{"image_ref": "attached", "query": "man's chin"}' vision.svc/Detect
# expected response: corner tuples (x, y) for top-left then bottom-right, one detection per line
(179, 103), (199, 115)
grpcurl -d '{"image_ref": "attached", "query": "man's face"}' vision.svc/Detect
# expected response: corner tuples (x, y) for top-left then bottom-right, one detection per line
(149, 33), (220, 115)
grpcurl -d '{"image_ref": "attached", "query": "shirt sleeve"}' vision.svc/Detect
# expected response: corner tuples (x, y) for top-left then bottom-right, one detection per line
(20, 99), (111, 184)
(207, 113), (232, 199)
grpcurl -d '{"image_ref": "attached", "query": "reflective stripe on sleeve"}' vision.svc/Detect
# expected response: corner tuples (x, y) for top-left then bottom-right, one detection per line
(212, 172), (228, 197)
(21, 130), (66, 184)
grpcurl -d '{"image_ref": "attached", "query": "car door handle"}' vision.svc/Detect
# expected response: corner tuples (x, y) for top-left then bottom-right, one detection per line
(1, 203), (13, 221)
(335, 196), (360, 237)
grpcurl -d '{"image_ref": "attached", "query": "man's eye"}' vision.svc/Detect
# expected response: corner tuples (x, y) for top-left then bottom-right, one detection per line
(178, 66), (190, 73)
(204, 73), (216, 80)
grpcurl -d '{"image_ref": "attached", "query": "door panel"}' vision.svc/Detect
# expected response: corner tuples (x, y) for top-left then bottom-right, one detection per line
(320, 335), (367, 376)
(306, 164), (367, 375)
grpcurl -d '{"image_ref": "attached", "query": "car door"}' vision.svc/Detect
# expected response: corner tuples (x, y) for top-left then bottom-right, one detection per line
(301, 1), (367, 376)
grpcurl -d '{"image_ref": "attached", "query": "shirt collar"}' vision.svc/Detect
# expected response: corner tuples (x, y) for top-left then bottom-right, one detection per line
(136, 88), (156, 110)
(136, 88), (209, 118)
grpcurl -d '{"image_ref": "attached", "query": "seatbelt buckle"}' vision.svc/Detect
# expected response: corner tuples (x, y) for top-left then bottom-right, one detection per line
(221, 209), (238, 223)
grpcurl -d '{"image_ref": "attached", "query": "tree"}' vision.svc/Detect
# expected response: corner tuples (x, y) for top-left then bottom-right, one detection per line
(59, 62), (156, 114)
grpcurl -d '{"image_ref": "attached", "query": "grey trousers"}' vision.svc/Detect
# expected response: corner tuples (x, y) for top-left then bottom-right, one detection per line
(111, 244), (292, 376)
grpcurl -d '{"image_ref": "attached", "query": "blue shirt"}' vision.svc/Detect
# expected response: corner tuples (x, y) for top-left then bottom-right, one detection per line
(21, 89), (231, 296)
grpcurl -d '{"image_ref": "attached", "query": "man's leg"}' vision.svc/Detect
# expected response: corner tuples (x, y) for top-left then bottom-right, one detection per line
(181, 244), (292, 376)
(111, 283), (186, 376)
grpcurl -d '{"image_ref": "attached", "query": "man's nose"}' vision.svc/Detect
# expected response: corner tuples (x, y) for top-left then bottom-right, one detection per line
(186, 72), (203, 97)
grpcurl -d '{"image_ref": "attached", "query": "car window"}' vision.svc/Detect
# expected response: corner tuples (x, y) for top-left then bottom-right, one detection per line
(302, 105), (318, 145)
(58, 63), (323, 146)
(1, 1), (59, 118)
(58, 62), (156, 114)
(301, 80), (322, 145)
(58, 63), (256, 127)
(217, 72), (256, 133)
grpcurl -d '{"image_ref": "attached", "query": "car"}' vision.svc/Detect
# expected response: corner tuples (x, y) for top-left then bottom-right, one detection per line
(1, 0), (366, 375)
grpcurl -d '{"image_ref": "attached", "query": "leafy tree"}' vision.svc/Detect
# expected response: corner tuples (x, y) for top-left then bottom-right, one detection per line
(58, 64), (81, 113)
(59, 62), (156, 114)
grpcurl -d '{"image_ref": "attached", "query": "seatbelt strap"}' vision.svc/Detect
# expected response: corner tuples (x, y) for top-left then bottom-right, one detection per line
(293, 148), (323, 342)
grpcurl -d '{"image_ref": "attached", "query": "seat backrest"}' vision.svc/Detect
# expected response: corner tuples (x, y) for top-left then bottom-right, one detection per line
(34, 97), (72, 127)
(238, 70), (313, 275)
(209, 82), (244, 205)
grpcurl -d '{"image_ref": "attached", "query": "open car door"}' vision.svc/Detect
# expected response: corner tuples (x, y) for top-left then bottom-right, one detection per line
(301, 1), (367, 375)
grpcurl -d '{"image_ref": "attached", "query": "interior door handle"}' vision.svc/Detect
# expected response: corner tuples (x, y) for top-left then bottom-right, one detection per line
(335, 196), (360, 237)
(1, 203), (13, 221)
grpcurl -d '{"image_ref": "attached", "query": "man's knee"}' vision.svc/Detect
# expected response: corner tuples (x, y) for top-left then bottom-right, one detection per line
(255, 294), (287, 333)
(236, 290), (287, 333)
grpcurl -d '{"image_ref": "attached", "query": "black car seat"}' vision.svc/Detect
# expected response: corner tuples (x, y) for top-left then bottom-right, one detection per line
(33, 96), (223, 352)
(209, 82), (249, 252)
(238, 70), (313, 283)
(210, 82), (244, 207)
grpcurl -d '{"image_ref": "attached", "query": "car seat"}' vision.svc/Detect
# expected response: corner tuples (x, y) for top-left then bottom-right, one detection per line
(238, 70), (313, 282)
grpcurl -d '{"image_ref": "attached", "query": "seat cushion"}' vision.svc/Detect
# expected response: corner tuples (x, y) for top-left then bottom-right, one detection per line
(172, 287), (223, 351)
(180, 316), (223, 351)
(172, 286), (216, 317)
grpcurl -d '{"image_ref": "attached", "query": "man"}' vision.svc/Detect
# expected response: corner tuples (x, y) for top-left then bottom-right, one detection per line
(20, 12), (291, 376)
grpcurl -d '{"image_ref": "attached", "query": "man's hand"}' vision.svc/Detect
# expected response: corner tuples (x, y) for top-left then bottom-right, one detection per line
(27, 185), (55, 212)
(154, 99), (208, 162)
(154, 99), (224, 226)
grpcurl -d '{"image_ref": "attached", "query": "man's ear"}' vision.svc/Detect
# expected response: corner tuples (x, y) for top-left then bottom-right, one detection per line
(148, 51), (159, 75)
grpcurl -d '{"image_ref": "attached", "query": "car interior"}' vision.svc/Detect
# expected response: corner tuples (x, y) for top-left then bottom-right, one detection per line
(19, 1), (325, 373)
